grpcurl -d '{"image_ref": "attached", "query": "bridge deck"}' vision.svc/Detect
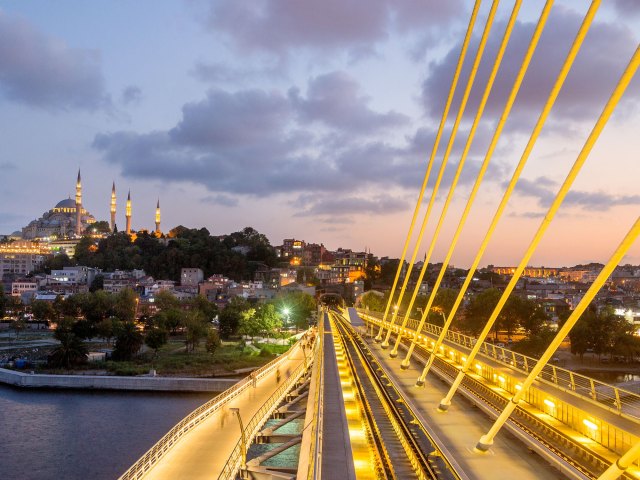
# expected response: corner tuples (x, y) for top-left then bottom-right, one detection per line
(320, 313), (357, 479)
(141, 343), (308, 480)
(362, 335), (568, 480)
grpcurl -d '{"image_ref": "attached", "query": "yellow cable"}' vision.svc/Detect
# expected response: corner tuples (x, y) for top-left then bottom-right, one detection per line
(478, 213), (640, 451)
(440, 2), (624, 413)
(374, 0), (483, 341)
(380, 0), (501, 348)
(412, 0), (554, 381)
(390, 0), (523, 361)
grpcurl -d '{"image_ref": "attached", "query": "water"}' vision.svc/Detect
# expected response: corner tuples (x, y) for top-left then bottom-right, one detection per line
(575, 370), (640, 384)
(0, 385), (214, 480)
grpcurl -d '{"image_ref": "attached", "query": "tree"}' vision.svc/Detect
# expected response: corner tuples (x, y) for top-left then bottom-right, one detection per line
(184, 311), (208, 353)
(360, 291), (386, 312)
(30, 300), (55, 324)
(96, 318), (116, 345)
(113, 322), (144, 360)
(85, 220), (111, 235)
(275, 291), (316, 331)
(205, 329), (221, 354)
(461, 289), (501, 337)
(48, 332), (88, 368)
(145, 328), (168, 358)
(219, 297), (249, 339)
(48, 319), (88, 368)
(114, 288), (137, 322)
(239, 308), (260, 341)
(155, 290), (180, 312)
(255, 303), (282, 339)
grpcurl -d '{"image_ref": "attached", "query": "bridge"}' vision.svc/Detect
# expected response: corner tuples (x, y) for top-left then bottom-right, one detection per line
(120, 1), (639, 478)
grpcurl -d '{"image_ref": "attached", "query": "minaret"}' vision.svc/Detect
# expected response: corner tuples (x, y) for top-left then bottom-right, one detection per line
(110, 182), (117, 232)
(75, 169), (82, 236)
(155, 199), (161, 235)
(126, 190), (132, 235)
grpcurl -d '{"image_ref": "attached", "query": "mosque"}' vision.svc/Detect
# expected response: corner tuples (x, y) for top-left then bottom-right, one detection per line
(20, 170), (161, 240)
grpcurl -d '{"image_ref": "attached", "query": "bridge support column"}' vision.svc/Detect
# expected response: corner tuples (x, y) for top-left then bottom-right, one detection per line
(438, 370), (465, 411)
(400, 359), (410, 370)
(389, 349), (398, 358)
(475, 397), (520, 453)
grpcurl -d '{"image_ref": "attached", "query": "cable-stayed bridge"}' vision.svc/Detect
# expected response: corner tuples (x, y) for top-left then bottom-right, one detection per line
(119, 0), (639, 478)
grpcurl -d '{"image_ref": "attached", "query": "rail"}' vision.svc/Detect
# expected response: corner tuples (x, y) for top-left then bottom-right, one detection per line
(119, 336), (309, 480)
(359, 309), (640, 421)
(218, 339), (315, 479)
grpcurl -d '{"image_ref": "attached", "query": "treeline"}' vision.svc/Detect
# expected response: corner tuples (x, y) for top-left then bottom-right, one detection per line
(26, 288), (316, 369)
(44, 226), (280, 282)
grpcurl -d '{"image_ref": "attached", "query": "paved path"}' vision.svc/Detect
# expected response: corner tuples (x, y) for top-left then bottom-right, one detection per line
(142, 343), (308, 480)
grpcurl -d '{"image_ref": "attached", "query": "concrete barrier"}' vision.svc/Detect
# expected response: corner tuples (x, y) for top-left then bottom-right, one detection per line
(0, 368), (238, 392)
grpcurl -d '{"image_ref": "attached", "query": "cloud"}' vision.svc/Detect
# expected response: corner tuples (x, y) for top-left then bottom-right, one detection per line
(191, 61), (283, 84)
(121, 85), (142, 105)
(294, 194), (409, 217)
(289, 71), (409, 134)
(206, 0), (464, 55)
(0, 11), (109, 111)
(422, 8), (640, 129)
(0, 161), (18, 170)
(200, 194), (239, 207)
(614, 0), (640, 17)
(513, 177), (640, 211)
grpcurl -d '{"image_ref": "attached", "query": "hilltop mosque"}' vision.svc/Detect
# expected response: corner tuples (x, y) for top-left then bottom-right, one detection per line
(20, 171), (161, 240)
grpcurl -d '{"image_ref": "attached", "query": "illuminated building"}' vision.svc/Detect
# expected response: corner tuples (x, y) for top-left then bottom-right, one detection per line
(21, 171), (96, 240)
(0, 241), (50, 275)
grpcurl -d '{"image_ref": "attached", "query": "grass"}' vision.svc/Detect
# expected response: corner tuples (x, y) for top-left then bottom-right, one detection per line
(102, 337), (290, 376)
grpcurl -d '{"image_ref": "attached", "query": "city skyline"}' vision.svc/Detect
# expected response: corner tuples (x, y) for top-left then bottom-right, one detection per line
(0, 1), (639, 268)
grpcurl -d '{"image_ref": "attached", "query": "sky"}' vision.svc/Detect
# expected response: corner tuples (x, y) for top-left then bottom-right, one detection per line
(0, 0), (638, 268)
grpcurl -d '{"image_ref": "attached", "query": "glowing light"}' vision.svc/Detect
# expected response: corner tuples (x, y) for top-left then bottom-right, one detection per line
(544, 399), (555, 408)
(461, 356), (467, 363)
(475, 364), (482, 371)
(583, 419), (598, 431)
(498, 376), (505, 383)
(515, 384), (522, 391)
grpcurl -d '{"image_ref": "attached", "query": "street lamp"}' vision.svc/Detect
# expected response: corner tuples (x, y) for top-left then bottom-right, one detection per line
(282, 307), (290, 328)
(230, 407), (248, 479)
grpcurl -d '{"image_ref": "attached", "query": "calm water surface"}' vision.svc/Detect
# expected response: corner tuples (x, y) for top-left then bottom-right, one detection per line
(0, 385), (214, 480)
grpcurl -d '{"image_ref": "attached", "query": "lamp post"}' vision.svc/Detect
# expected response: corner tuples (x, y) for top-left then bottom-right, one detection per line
(230, 407), (248, 479)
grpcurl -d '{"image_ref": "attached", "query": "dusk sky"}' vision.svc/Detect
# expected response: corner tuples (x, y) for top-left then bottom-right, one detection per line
(0, 1), (638, 268)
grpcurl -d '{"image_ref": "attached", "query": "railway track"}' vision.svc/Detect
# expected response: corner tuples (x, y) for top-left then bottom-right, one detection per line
(329, 312), (462, 480)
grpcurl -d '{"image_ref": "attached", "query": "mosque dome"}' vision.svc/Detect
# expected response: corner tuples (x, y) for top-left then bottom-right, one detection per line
(55, 198), (76, 209)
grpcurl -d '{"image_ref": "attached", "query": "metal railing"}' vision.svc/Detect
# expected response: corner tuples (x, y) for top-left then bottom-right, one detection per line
(306, 317), (325, 480)
(358, 309), (640, 421)
(218, 342), (314, 479)
(119, 337), (310, 480)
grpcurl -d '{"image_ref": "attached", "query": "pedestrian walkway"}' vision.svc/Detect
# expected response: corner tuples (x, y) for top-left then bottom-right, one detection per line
(140, 342), (309, 480)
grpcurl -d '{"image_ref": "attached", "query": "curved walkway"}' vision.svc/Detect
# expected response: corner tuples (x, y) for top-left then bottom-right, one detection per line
(140, 342), (310, 480)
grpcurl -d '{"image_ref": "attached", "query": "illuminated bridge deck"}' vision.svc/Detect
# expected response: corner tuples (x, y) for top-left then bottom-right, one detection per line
(138, 343), (309, 480)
